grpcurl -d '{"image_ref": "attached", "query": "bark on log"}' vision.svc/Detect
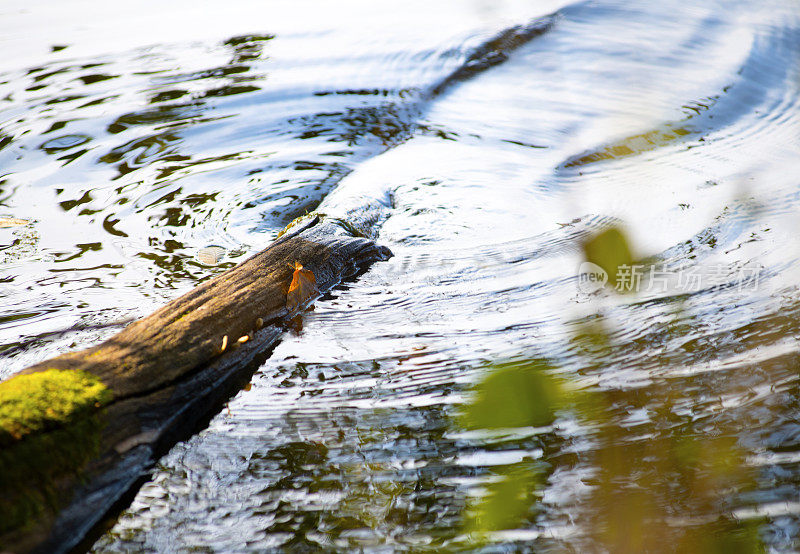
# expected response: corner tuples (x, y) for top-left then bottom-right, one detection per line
(0, 214), (391, 554)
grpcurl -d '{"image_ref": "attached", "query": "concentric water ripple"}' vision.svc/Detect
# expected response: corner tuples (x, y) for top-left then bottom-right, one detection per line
(2, 0), (800, 551)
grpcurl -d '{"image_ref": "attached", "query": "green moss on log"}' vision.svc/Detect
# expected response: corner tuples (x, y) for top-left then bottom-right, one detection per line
(0, 369), (112, 536)
(0, 369), (112, 446)
(276, 212), (324, 239)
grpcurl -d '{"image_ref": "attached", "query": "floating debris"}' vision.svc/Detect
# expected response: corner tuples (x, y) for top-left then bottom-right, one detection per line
(0, 217), (30, 228)
(196, 245), (226, 265)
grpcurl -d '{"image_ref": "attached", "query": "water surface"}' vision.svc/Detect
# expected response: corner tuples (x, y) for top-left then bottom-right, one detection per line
(2, 0), (800, 551)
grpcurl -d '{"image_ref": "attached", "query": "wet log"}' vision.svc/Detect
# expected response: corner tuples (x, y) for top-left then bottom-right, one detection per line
(0, 214), (391, 554)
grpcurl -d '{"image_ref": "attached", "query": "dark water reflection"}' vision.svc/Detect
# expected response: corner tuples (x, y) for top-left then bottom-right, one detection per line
(2, 0), (800, 551)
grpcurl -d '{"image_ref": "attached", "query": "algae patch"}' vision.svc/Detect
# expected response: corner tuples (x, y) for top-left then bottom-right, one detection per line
(0, 368), (112, 446)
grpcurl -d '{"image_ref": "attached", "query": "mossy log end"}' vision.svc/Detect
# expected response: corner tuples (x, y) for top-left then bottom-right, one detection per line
(0, 215), (391, 554)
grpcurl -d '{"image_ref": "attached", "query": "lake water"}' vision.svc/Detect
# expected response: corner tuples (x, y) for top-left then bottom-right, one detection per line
(2, 0), (800, 551)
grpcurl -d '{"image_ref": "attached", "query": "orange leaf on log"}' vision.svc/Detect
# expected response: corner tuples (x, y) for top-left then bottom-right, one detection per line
(286, 261), (318, 312)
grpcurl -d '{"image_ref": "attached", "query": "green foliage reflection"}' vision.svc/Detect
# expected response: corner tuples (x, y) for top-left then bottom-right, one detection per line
(458, 349), (765, 552)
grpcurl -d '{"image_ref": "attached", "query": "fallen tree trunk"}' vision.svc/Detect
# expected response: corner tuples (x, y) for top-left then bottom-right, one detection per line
(0, 214), (391, 553)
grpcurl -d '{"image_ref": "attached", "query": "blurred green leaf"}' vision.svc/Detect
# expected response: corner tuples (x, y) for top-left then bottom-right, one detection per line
(582, 226), (635, 290)
(460, 359), (564, 430)
(465, 461), (543, 536)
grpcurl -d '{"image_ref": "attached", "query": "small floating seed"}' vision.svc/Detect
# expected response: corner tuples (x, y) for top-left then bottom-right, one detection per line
(238, 335), (249, 344)
(220, 335), (228, 353)
(255, 317), (263, 330)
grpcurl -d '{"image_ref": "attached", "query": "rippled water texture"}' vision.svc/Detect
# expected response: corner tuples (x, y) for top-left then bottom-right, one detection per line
(3, 0), (800, 551)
